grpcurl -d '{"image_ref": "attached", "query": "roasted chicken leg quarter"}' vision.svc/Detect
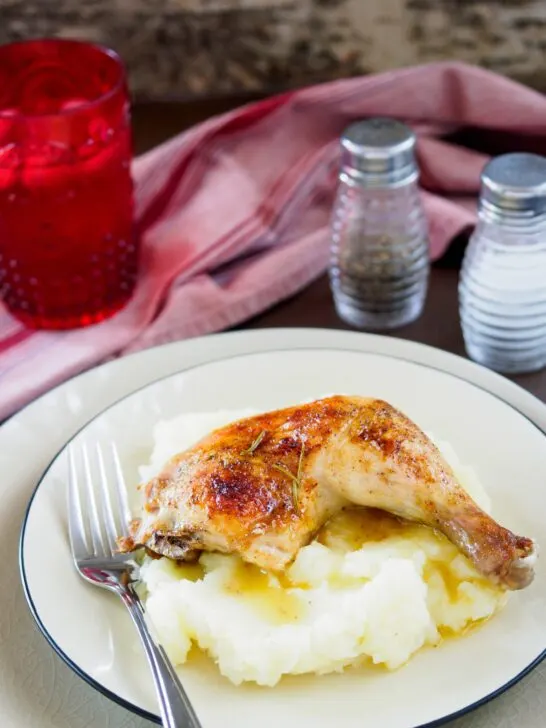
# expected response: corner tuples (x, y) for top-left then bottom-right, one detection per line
(122, 396), (537, 590)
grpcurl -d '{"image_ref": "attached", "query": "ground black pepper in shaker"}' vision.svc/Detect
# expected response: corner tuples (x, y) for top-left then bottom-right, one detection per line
(329, 118), (430, 330)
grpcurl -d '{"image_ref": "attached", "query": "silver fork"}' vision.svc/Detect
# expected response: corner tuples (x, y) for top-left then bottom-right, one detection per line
(67, 441), (203, 728)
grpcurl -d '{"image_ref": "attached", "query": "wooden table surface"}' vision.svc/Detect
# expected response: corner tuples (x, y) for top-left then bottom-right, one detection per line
(132, 99), (546, 403)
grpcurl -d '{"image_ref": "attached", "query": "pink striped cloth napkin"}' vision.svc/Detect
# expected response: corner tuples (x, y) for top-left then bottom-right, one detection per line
(2, 60), (546, 420)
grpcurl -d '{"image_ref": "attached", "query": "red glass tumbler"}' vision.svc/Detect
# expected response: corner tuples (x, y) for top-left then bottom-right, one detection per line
(0, 39), (138, 329)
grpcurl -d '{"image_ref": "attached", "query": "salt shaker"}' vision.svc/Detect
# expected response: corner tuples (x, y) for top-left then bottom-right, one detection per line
(329, 118), (430, 330)
(459, 153), (546, 374)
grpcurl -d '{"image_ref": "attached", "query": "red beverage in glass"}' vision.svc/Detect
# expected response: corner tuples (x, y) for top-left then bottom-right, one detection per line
(0, 39), (138, 329)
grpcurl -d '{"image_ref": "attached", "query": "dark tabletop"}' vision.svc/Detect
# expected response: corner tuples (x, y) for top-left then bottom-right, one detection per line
(132, 99), (546, 403)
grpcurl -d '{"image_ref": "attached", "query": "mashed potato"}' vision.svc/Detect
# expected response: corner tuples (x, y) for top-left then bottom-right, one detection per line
(137, 407), (507, 687)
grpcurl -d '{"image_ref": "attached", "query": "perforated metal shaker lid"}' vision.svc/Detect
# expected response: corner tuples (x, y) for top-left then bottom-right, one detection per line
(480, 152), (546, 219)
(340, 117), (418, 185)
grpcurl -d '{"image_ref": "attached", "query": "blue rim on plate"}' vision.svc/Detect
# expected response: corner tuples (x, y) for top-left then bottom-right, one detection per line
(18, 344), (546, 727)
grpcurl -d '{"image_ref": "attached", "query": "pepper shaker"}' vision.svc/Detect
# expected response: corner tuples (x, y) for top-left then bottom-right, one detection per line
(328, 118), (430, 330)
(459, 152), (546, 374)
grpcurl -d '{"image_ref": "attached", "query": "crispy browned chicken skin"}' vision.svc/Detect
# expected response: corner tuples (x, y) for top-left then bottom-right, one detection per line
(122, 396), (537, 590)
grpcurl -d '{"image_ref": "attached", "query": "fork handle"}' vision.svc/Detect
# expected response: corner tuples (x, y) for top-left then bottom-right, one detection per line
(119, 586), (203, 728)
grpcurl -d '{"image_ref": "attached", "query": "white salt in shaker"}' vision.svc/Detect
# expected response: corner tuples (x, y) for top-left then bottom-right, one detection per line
(459, 152), (546, 374)
(328, 118), (430, 330)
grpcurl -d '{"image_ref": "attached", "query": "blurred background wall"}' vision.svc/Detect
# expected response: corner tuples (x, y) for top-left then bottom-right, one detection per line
(1, 0), (544, 100)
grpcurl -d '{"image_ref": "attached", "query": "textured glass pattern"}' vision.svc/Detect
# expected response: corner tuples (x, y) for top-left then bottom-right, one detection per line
(459, 219), (546, 374)
(0, 39), (137, 330)
(329, 179), (429, 330)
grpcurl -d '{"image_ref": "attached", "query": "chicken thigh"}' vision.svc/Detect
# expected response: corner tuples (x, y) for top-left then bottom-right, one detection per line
(122, 395), (537, 590)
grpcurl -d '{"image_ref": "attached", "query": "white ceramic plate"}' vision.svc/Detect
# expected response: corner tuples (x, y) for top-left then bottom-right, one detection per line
(19, 342), (546, 728)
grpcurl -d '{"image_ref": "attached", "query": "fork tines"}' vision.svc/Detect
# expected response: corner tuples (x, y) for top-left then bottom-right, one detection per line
(68, 442), (132, 560)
